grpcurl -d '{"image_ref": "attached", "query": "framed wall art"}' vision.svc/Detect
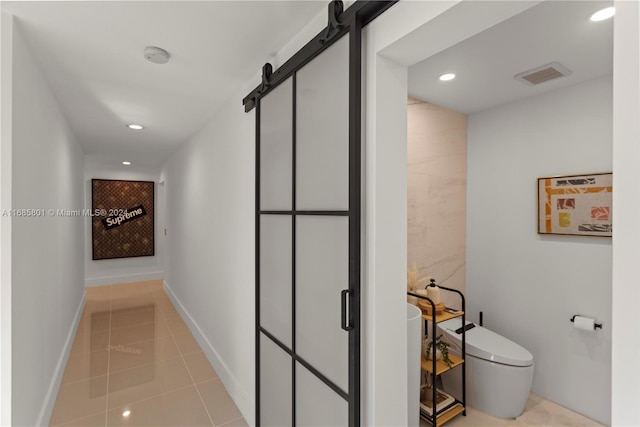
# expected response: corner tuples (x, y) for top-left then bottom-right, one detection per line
(537, 172), (612, 237)
(92, 179), (155, 260)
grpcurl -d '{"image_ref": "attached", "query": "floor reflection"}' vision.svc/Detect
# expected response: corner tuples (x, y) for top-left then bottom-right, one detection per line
(49, 280), (247, 427)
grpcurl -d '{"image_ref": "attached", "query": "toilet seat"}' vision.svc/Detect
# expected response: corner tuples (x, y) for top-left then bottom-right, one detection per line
(438, 318), (533, 367)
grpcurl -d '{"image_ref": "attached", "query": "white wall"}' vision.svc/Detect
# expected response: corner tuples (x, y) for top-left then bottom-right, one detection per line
(161, 84), (256, 421)
(466, 76), (612, 424)
(84, 158), (163, 287)
(0, 11), (14, 426)
(9, 23), (85, 426)
(611, 1), (640, 425)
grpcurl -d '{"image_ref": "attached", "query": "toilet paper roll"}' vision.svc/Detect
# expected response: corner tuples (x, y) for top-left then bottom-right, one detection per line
(573, 316), (596, 331)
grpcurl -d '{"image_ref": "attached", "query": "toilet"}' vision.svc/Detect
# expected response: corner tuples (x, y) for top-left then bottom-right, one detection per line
(437, 318), (534, 419)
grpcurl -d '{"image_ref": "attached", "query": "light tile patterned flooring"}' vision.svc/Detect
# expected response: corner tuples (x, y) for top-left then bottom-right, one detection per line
(49, 280), (248, 427)
(54, 280), (602, 427)
(420, 392), (604, 427)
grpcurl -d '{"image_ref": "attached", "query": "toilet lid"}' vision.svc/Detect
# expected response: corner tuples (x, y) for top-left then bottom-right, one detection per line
(438, 318), (534, 367)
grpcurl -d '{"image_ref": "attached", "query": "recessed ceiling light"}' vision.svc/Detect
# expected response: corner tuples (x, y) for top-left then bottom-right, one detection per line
(127, 124), (144, 130)
(590, 6), (615, 22)
(122, 410), (131, 417)
(439, 73), (456, 82)
(122, 161), (131, 166)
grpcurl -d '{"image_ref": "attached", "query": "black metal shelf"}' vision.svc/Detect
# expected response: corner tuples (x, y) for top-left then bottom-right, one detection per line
(408, 284), (466, 426)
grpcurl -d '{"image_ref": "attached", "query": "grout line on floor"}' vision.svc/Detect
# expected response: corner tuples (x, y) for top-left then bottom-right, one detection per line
(156, 289), (216, 427)
(104, 288), (113, 427)
(109, 317), (159, 329)
(103, 353), (181, 378)
(220, 416), (247, 427)
(105, 383), (195, 415)
(179, 350), (216, 427)
(51, 409), (108, 427)
(59, 373), (108, 387)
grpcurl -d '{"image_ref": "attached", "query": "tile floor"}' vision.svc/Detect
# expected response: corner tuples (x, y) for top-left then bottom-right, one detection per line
(420, 392), (604, 427)
(49, 280), (248, 427)
(53, 280), (602, 427)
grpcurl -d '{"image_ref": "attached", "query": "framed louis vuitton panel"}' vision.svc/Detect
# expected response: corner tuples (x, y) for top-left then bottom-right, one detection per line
(92, 179), (155, 260)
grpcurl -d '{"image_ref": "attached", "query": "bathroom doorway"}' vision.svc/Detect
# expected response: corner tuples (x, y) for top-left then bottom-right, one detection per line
(406, 1), (613, 424)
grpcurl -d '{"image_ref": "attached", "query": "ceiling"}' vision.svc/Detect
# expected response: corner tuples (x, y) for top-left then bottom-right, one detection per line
(1, 1), (326, 169)
(408, 1), (614, 114)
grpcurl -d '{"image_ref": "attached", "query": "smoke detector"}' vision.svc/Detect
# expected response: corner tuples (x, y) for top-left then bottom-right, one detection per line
(514, 62), (572, 86)
(144, 46), (170, 65)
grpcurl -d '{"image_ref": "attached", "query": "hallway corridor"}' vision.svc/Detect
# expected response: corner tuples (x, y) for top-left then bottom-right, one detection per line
(49, 280), (248, 427)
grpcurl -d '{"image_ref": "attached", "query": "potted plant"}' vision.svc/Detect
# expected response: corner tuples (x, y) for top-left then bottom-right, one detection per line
(424, 334), (453, 368)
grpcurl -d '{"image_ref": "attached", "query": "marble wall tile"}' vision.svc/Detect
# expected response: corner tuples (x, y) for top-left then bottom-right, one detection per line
(407, 99), (467, 308)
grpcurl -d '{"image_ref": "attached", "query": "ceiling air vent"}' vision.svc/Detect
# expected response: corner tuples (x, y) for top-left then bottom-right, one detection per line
(514, 62), (572, 86)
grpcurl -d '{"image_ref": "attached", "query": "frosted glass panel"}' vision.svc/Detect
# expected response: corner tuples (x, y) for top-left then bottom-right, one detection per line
(296, 216), (348, 391)
(260, 215), (292, 347)
(261, 333), (292, 426)
(260, 78), (292, 211)
(296, 363), (348, 427)
(296, 36), (349, 210)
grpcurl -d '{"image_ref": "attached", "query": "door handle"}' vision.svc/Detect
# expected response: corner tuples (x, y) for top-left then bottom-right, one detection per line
(341, 289), (353, 331)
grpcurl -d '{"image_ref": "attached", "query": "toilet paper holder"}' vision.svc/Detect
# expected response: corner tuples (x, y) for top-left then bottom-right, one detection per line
(570, 314), (602, 330)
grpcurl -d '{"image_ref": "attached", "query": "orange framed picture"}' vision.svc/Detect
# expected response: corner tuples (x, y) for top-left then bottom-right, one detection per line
(537, 173), (612, 237)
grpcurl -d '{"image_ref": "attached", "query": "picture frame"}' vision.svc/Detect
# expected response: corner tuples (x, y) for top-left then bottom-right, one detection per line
(92, 179), (155, 259)
(537, 172), (612, 237)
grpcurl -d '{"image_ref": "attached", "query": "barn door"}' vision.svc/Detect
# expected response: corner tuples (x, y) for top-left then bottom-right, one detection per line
(245, 2), (395, 425)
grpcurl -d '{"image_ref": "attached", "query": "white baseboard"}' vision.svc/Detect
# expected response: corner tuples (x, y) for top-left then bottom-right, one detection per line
(37, 292), (86, 426)
(85, 271), (164, 287)
(163, 280), (255, 425)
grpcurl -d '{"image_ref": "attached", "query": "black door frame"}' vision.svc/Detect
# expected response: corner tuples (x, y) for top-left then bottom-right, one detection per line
(245, 2), (396, 425)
